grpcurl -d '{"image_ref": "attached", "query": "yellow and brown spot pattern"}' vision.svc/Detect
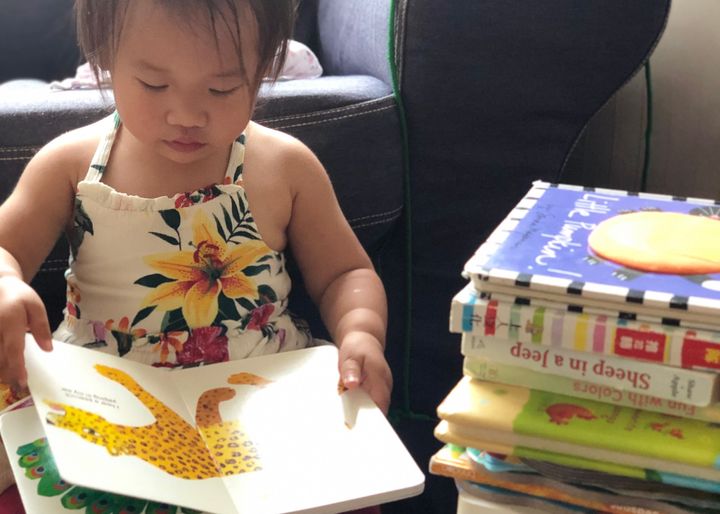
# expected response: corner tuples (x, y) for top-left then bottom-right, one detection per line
(45, 365), (272, 480)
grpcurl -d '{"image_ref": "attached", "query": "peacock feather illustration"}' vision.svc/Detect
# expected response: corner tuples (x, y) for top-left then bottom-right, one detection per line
(17, 437), (201, 513)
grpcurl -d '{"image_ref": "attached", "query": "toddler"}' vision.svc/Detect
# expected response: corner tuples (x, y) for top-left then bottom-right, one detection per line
(0, 0), (391, 419)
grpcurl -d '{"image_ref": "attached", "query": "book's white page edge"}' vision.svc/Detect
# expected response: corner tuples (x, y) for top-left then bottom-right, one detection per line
(174, 345), (425, 513)
(477, 282), (720, 327)
(477, 289), (676, 325)
(23, 338), (233, 514)
(475, 281), (720, 320)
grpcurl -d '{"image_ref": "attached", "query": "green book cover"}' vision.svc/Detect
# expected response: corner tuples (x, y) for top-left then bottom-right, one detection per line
(515, 389), (719, 467)
(434, 421), (720, 494)
(437, 377), (720, 478)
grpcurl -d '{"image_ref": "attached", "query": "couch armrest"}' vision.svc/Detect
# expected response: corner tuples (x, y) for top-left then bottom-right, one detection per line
(315, 0), (392, 84)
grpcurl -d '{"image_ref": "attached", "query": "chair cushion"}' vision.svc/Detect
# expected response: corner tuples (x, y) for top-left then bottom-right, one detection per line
(0, 0), (80, 83)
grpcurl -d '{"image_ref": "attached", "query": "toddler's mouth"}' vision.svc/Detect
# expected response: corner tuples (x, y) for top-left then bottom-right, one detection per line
(164, 139), (207, 153)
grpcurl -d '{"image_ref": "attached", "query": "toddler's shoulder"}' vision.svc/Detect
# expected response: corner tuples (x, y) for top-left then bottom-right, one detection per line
(247, 122), (324, 176)
(28, 117), (108, 183)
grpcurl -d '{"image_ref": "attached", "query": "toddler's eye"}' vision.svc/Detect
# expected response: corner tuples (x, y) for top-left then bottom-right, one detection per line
(137, 79), (168, 91)
(209, 85), (241, 97)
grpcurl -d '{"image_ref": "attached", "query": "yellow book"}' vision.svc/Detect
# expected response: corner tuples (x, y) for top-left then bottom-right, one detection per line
(436, 376), (720, 481)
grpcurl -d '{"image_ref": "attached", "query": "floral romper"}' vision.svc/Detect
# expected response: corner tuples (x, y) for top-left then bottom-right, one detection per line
(53, 113), (313, 367)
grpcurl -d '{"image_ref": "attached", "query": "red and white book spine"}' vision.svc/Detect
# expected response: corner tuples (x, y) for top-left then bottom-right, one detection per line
(450, 283), (720, 371)
(460, 333), (720, 406)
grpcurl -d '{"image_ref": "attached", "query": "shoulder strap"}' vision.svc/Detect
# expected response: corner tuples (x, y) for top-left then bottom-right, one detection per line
(225, 132), (247, 184)
(84, 111), (121, 182)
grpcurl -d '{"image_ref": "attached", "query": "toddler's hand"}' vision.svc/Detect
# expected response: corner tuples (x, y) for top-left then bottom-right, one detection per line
(0, 276), (53, 388)
(338, 332), (392, 414)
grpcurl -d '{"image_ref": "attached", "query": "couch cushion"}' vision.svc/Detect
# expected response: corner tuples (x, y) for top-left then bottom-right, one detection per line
(0, 0), (80, 83)
(0, 76), (391, 145)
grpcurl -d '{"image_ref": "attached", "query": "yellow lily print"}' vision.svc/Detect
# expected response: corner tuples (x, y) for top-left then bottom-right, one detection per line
(140, 210), (272, 328)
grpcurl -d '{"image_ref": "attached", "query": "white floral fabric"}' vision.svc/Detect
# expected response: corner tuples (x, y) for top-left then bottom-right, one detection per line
(53, 113), (313, 366)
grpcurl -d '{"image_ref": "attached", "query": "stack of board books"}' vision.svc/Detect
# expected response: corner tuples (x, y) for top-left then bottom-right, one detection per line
(431, 180), (720, 513)
(0, 338), (425, 514)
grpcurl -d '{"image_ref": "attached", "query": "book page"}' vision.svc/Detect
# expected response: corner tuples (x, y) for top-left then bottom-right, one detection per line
(21, 339), (424, 514)
(173, 345), (425, 514)
(23, 337), (233, 514)
(2, 408), (81, 514)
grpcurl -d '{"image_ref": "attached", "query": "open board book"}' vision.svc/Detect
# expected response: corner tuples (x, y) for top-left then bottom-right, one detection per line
(0, 339), (424, 514)
(462, 181), (720, 326)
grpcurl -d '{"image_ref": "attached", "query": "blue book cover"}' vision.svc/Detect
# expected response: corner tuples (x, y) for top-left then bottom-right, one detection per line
(463, 181), (720, 321)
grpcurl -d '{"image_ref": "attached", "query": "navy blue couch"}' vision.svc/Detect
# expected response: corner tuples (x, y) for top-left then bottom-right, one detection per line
(0, 1), (670, 512)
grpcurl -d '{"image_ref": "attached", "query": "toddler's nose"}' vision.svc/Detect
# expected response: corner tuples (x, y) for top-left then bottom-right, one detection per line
(166, 98), (207, 129)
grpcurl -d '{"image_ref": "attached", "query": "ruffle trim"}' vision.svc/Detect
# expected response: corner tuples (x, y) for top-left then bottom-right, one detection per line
(75, 180), (245, 212)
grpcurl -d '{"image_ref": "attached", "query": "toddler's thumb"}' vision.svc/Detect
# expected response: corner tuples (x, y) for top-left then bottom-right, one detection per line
(340, 358), (362, 389)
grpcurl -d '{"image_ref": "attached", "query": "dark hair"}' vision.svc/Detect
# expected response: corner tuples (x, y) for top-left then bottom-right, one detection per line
(74, 0), (295, 90)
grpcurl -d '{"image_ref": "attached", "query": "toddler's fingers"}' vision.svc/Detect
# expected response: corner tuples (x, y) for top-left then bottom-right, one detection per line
(1, 324), (28, 388)
(373, 387), (391, 415)
(362, 378), (391, 414)
(340, 358), (362, 389)
(25, 301), (52, 351)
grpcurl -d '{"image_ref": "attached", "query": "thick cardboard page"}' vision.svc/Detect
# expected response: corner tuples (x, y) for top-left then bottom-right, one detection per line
(5, 339), (424, 514)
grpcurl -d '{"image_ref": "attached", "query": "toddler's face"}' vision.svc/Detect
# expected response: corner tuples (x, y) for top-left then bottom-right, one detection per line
(110, 1), (259, 165)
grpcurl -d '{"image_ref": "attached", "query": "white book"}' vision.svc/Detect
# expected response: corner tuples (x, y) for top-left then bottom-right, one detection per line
(450, 282), (720, 371)
(460, 333), (720, 406)
(462, 356), (720, 423)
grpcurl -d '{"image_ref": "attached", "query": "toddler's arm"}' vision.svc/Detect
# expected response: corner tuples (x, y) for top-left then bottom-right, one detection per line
(317, 267), (391, 414)
(0, 248), (53, 388)
(0, 130), (88, 387)
(283, 141), (392, 414)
